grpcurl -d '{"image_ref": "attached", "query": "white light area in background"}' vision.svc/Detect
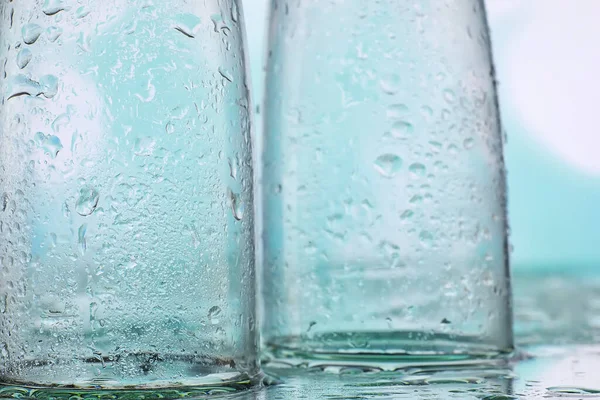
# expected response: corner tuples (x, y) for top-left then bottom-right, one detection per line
(500, 0), (600, 175)
(484, 0), (525, 17)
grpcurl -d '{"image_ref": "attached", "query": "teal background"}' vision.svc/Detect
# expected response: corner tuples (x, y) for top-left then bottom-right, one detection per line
(242, 0), (600, 272)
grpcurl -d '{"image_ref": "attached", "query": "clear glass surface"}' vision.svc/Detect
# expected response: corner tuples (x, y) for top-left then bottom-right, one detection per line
(261, 0), (512, 369)
(0, 0), (259, 395)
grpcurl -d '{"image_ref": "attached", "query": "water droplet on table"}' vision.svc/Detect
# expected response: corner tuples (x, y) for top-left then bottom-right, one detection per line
(374, 154), (402, 178)
(75, 187), (99, 216)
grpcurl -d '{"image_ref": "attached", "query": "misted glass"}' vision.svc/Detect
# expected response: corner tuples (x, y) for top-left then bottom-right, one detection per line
(262, 0), (513, 369)
(0, 0), (259, 395)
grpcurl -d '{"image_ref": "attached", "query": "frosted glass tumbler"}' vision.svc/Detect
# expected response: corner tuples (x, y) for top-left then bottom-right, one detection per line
(261, 0), (513, 369)
(0, 0), (259, 396)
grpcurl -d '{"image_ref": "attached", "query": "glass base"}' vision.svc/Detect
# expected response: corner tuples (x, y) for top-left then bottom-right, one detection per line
(0, 354), (261, 399)
(263, 331), (513, 372)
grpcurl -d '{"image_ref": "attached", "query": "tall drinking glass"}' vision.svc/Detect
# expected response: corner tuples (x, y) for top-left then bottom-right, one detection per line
(0, 0), (259, 395)
(262, 0), (513, 369)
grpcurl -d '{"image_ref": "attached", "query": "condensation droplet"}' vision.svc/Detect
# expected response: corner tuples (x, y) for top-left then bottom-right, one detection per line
(419, 230), (433, 248)
(40, 75), (59, 98)
(46, 26), (63, 42)
(218, 67), (233, 83)
(78, 224), (88, 255)
(208, 306), (221, 324)
(34, 132), (62, 158)
(173, 13), (202, 38)
(22, 23), (43, 45)
(134, 137), (156, 156)
(400, 209), (414, 220)
(211, 13), (227, 33)
(379, 73), (400, 95)
(42, 0), (66, 15)
(76, 187), (99, 216)
(307, 321), (317, 333)
(386, 104), (409, 119)
(443, 89), (456, 103)
(1, 193), (8, 212)
(409, 195), (423, 204)
(230, 2), (239, 23)
(408, 163), (426, 178)
(463, 137), (475, 149)
(390, 121), (414, 139)
(75, 6), (90, 19)
(51, 113), (70, 133)
(228, 189), (244, 221)
(165, 121), (175, 134)
(6, 74), (42, 100)
(374, 154), (402, 178)
(16, 48), (32, 69)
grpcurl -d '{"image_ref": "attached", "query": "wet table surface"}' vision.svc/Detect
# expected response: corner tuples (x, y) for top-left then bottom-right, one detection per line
(240, 269), (600, 400)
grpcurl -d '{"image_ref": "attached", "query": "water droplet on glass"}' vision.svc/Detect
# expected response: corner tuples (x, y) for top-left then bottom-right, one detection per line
(441, 318), (451, 324)
(78, 224), (87, 255)
(390, 121), (414, 139)
(409, 195), (423, 204)
(134, 137), (156, 156)
(306, 321), (317, 333)
(386, 104), (409, 119)
(218, 67), (233, 83)
(419, 230), (433, 248)
(385, 317), (392, 328)
(400, 209), (414, 220)
(6, 74), (42, 100)
(443, 89), (456, 103)
(51, 113), (70, 133)
(75, 6), (90, 19)
(463, 137), (475, 149)
(75, 187), (99, 216)
(165, 121), (175, 134)
(1, 344), (8, 358)
(374, 154), (402, 178)
(448, 144), (459, 155)
(22, 23), (43, 45)
(173, 13), (201, 38)
(208, 306), (221, 324)
(46, 26), (62, 42)
(228, 157), (238, 180)
(1, 193), (8, 212)
(211, 13), (227, 33)
(408, 163), (426, 178)
(42, 0), (66, 15)
(228, 189), (244, 221)
(16, 48), (32, 69)
(230, 2), (239, 23)
(380, 73), (400, 95)
(34, 132), (62, 158)
(40, 75), (58, 98)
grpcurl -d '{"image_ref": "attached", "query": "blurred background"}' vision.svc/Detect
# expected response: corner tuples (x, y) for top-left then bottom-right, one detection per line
(242, 0), (600, 273)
